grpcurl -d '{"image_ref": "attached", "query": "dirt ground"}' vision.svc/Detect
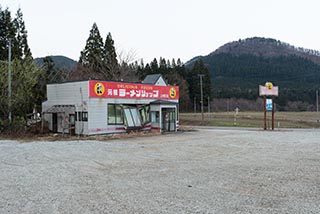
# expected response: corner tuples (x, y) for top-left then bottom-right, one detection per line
(0, 127), (319, 213)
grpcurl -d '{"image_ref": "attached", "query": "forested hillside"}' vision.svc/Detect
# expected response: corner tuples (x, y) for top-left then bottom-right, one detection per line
(34, 55), (77, 71)
(187, 37), (320, 111)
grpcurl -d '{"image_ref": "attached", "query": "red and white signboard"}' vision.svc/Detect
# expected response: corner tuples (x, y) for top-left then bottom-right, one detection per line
(89, 80), (179, 100)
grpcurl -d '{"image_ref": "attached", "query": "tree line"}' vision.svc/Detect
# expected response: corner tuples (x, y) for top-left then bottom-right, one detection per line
(0, 6), (211, 131)
(68, 22), (211, 112)
(0, 6), (43, 130)
(191, 53), (320, 111)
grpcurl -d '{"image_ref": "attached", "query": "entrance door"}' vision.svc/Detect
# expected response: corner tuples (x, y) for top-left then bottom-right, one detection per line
(161, 108), (176, 131)
(52, 113), (58, 132)
(69, 114), (75, 135)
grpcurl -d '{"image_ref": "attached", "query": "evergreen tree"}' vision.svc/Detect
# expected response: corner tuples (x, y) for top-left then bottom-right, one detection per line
(136, 59), (146, 80)
(166, 59), (171, 68)
(104, 32), (118, 79)
(79, 23), (105, 74)
(144, 63), (152, 76)
(0, 6), (45, 129)
(0, 58), (44, 128)
(166, 69), (190, 112)
(42, 56), (56, 82)
(150, 58), (159, 73)
(0, 6), (15, 61)
(13, 8), (32, 60)
(159, 57), (167, 72)
(171, 58), (176, 68)
(176, 58), (182, 67)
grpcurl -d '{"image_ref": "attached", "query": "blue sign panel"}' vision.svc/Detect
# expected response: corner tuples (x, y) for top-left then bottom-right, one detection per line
(266, 99), (272, 111)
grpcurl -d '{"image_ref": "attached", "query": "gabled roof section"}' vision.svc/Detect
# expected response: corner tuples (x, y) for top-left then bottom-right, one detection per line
(142, 74), (167, 86)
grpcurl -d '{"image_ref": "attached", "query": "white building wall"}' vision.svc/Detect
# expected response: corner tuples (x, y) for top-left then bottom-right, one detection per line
(155, 77), (167, 86)
(42, 81), (89, 134)
(87, 98), (108, 135)
(48, 81), (89, 104)
(43, 81), (89, 110)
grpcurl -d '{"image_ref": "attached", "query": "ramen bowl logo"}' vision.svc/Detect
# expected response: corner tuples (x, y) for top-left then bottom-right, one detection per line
(169, 87), (176, 98)
(94, 82), (105, 96)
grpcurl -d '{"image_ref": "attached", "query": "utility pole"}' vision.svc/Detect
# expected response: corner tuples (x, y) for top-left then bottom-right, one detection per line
(208, 96), (210, 113)
(316, 90), (319, 116)
(8, 39), (12, 127)
(317, 90), (319, 113)
(194, 97), (196, 114)
(198, 74), (204, 121)
(227, 99), (229, 112)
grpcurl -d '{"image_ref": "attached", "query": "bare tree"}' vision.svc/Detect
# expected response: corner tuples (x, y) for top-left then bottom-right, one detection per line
(116, 48), (139, 82)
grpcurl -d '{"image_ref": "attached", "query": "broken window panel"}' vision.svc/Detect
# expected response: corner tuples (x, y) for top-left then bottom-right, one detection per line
(131, 108), (141, 127)
(139, 105), (150, 125)
(124, 108), (135, 127)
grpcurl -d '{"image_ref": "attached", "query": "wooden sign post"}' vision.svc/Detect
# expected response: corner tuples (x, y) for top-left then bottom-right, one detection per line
(259, 82), (279, 130)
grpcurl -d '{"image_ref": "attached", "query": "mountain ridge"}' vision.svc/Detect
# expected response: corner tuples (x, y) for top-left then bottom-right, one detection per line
(185, 37), (320, 109)
(187, 37), (320, 65)
(34, 55), (77, 71)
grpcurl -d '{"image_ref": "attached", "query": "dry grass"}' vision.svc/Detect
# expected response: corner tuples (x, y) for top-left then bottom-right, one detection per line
(180, 111), (320, 129)
(0, 130), (162, 142)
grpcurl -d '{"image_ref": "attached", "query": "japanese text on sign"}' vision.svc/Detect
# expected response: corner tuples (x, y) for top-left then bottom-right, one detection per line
(89, 81), (178, 100)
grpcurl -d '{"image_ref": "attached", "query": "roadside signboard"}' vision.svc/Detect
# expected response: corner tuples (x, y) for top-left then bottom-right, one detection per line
(259, 82), (278, 130)
(259, 85), (279, 96)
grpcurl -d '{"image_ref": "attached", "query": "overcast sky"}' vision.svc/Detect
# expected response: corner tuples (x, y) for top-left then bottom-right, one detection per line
(2, 0), (320, 63)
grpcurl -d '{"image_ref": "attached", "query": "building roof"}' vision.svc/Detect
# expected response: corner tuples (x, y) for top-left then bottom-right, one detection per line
(150, 100), (178, 105)
(142, 74), (166, 85)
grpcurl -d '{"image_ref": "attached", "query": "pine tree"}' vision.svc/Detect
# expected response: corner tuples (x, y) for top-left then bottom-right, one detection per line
(79, 23), (105, 73)
(166, 59), (171, 68)
(13, 8), (32, 60)
(42, 56), (56, 82)
(0, 6), (15, 61)
(159, 57), (167, 70)
(104, 32), (118, 79)
(0, 6), (45, 129)
(150, 58), (159, 73)
(171, 58), (176, 68)
(176, 58), (182, 67)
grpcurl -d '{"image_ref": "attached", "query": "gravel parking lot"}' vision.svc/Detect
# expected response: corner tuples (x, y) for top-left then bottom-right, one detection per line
(1, 128), (320, 214)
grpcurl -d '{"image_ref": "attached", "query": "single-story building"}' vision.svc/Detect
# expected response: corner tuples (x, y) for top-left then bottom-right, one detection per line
(42, 74), (179, 135)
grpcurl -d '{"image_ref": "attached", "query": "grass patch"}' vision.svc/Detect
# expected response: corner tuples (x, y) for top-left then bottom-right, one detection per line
(180, 112), (320, 129)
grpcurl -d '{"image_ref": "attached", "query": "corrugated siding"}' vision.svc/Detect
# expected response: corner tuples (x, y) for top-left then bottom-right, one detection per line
(88, 99), (108, 134)
(46, 81), (89, 105)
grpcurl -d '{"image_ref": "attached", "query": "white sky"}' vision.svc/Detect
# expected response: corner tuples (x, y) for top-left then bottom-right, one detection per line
(1, 0), (320, 63)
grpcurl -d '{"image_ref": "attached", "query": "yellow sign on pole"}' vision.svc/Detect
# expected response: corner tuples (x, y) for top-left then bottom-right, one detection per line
(265, 82), (273, 90)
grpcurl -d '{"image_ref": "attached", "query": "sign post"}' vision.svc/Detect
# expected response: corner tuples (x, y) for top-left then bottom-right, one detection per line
(272, 96), (275, 130)
(259, 82), (279, 130)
